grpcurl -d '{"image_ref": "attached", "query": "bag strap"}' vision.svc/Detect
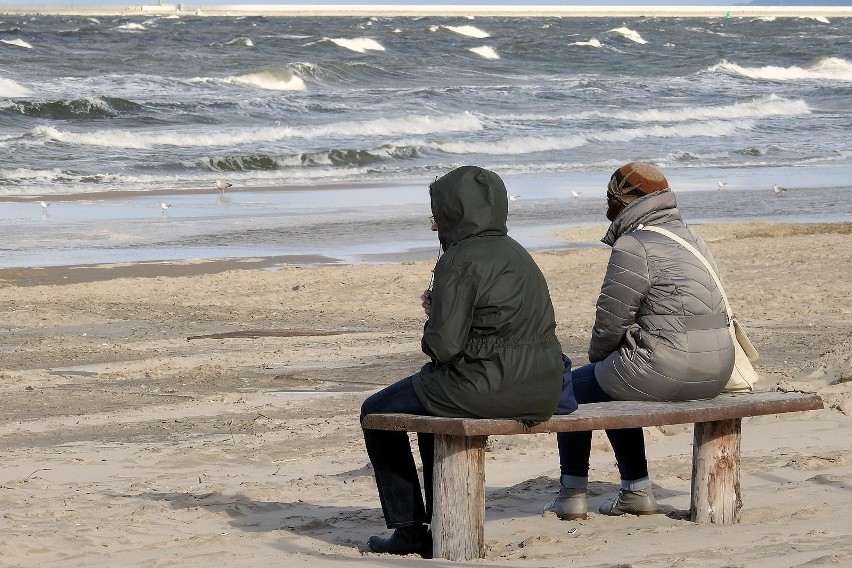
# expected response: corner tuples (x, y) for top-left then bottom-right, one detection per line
(635, 224), (732, 322)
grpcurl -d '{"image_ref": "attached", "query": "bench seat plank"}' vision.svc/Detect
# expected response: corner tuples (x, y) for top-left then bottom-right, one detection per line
(361, 391), (823, 436)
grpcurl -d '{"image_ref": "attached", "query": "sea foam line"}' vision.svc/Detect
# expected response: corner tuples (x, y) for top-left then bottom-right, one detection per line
(1, 38), (33, 49)
(0, 77), (31, 97)
(329, 37), (384, 53)
(491, 96), (809, 124)
(469, 46), (499, 60)
(425, 120), (751, 156)
(27, 112), (483, 149)
(442, 25), (490, 39)
(707, 56), (852, 82)
(609, 27), (647, 44)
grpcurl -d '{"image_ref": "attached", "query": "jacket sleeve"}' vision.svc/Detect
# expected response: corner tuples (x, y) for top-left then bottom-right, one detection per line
(589, 235), (651, 363)
(422, 261), (478, 365)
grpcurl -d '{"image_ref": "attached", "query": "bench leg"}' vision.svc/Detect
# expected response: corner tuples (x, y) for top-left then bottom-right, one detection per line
(432, 434), (486, 561)
(690, 418), (742, 524)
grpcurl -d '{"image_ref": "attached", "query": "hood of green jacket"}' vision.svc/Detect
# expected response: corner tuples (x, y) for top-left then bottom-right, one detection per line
(429, 166), (508, 251)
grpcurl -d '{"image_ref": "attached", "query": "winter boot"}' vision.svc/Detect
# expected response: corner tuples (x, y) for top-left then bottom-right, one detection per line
(542, 487), (588, 520)
(368, 524), (432, 559)
(598, 488), (657, 516)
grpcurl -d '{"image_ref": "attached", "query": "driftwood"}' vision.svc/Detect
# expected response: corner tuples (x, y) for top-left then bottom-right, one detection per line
(187, 328), (345, 340)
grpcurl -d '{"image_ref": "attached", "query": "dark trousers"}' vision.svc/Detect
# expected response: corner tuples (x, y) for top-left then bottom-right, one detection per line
(557, 363), (649, 481)
(360, 371), (433, 528)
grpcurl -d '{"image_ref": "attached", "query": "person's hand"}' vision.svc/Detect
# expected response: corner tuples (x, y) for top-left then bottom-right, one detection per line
(420, 289), (432, 316)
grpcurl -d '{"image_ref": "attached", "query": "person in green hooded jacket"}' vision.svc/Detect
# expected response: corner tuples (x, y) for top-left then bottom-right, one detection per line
(360, 165), (565, 558)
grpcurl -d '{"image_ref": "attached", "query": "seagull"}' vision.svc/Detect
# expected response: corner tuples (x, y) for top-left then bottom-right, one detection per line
(215, 179), (233, 193)
(160, 202), (171, 212)
(39, 201), (51, 210)
(571, 190), (582, 198)
(772, 184), (786, 196)
(717, 181), (727, 191)
(509, 194), (520, 202)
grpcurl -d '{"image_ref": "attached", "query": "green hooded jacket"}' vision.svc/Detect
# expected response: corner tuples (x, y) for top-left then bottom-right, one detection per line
(411, 166), (564, 422)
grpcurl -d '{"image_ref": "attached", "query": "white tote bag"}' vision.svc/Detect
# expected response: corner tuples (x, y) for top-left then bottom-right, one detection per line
(636, 225), (759, 393)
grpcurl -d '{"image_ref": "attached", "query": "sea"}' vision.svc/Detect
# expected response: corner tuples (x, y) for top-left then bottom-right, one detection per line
(1, 12), (851, 269)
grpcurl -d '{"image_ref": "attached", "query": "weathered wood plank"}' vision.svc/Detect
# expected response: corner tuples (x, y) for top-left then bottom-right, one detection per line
(691, 418), (742, 523)
(432, 435), (486, 561)
(361, 392), (823, 436)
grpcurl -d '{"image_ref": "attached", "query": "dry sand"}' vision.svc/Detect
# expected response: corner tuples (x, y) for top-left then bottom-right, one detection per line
(1, 220), (851, 567)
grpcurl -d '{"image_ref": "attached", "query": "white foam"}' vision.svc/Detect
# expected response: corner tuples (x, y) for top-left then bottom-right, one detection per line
(707, 56), (852, 82)
(469, 46), (499, 60)
(595, 95), (809, 122)
(30, 112), (483, 149)
(0, 77), (31, 97)
(229, 69), (304, 90)
(490, 95), (808, 124)
(117, 23), (146, 31)
(442, 25), (490, 39)
(609, 27), (647, 44)
(1, 38), (33, 49)
(427, 120), (749, 156)
(225, 37), (254, 47)
(807, 16), (830, 24)
(329, 37), (385, 53)
(572, 38), (602, 48)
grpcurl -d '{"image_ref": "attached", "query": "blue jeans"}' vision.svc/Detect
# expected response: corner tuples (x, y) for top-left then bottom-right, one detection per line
(360, 369), (433, 528)
(557, 363), (648, 481)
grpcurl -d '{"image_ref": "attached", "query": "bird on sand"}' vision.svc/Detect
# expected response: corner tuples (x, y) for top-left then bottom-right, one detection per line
(772, 184), (787, 196)
(215, 179), (233, 193)
(571, 190), (582, 198)
(160, 202), (171, 212)
(39, 201), (51, 210)
(717, 181), (727, 191)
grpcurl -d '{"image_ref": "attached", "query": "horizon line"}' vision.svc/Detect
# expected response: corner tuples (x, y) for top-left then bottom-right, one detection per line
(3, 4), (852, 17)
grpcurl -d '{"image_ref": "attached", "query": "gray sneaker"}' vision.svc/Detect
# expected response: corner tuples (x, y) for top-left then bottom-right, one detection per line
(542, 487), (588, 520)
(598, 488), (657, 516)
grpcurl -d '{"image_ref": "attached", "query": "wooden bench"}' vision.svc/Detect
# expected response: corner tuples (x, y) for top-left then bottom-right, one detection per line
(362, 390), (823, 561)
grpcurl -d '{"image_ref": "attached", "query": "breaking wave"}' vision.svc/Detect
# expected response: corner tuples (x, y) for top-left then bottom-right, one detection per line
(328, 37), (385, 53)
(706, 56), (852, 82)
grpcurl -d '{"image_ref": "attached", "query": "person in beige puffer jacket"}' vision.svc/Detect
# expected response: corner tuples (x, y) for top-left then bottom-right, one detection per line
(544, 162), (735, 521)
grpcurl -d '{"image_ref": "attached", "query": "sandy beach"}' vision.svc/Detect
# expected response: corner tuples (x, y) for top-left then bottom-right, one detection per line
(1, 220), (850, 567)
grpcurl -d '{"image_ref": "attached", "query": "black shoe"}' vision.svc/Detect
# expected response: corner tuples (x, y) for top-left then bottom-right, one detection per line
(368, 524), (432, 559)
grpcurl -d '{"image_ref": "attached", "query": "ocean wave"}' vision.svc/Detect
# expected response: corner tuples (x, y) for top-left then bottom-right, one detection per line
(328, 37), (385, 53)
(469, 46), (499, 60)
(225, 37), (254, 47)
(1, 96), (141, 119)
(228, 69), (305, 91)
(427, 120), (750, 156)
(0, 77), (31, 97)
(706, 56), (852, 82)
(27, 112), (483, 149)
(572, 39), (602, 48)
(116, 23), (146, 31)
(198, 143), (420, 172)
(490, 95), (808, 124)
(609, 27), (647, 45)
(1, 38), (33, 49)
(442, 25), (490, 39)
(0, 167), (64, 185)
